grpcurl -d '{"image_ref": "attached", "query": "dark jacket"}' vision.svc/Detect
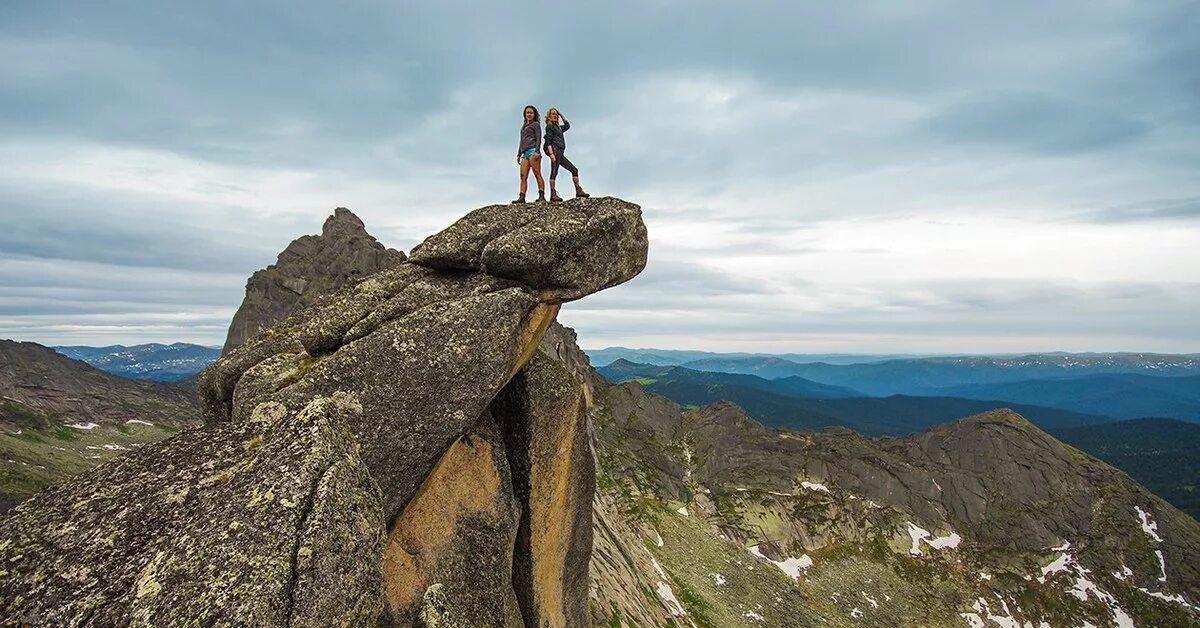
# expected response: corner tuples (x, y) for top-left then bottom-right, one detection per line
(544, 117), (570, 152)
(518, 121), (542, 157)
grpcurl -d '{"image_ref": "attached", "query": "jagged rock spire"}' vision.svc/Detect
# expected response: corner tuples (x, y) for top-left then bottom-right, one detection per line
(222, 207), (406, 353)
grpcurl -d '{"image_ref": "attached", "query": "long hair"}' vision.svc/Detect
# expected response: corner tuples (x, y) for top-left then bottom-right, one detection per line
(523, 105), (539, 126)
(545, 107), (560, 125)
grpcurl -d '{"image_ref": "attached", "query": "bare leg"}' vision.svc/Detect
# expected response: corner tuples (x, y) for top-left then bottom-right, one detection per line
(519, 158), (530, 195)
(529, 153), (546, 193)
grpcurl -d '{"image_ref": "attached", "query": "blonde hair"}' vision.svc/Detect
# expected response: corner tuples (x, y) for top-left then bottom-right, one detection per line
(545, 108), (560, 124)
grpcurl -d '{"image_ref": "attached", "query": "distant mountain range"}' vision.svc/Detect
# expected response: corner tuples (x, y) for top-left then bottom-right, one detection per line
(598, 359), (1115, 435)
(52, 343), (220, 382)
(586, 347), (919, 367)
(1, 339), (202, 512)
(936, 373), (1200, 421)
(591, 350), (1200, 389)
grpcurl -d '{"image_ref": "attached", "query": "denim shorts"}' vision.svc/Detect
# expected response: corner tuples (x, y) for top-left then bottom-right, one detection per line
(520, 147), (537, 160)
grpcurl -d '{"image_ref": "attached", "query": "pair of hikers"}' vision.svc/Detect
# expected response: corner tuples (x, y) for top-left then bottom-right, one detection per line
(514, 105), (589, 203)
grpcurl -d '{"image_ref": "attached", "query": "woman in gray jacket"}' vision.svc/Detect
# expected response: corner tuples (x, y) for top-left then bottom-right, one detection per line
(513, 105), (546, 203)
(543, 108), (589, 201)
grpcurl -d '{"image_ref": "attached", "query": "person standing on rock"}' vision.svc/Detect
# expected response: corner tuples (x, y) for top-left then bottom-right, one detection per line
(543, 108), (589, 201)
(514, 105), (547, 203)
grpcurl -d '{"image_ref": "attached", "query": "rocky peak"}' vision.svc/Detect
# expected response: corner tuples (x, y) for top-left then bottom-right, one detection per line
(1, 197), (648, 626)
(222, 207), (407, 353)
(322, 206), (368, 237)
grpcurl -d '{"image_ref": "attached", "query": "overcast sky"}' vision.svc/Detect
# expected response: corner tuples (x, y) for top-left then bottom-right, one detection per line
(2, 1), (1198, 353)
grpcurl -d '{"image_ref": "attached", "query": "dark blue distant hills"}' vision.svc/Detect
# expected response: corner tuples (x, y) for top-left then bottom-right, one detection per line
(53, 343), (220, 382)
(590, 349), (1200, 425)
(597, 359), (1119, 435)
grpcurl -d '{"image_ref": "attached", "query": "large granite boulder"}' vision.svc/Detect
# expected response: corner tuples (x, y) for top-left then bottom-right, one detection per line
(409, 197), (649, 302)
(1, 197), (649, 626)
(223, 207), (407, 353)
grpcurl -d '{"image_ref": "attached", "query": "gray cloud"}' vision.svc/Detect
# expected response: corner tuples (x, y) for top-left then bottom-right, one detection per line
(1, 1), (1198, 349)
(924, 93), (1150, 154)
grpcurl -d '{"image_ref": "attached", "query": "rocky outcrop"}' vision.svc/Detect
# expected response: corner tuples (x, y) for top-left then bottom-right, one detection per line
(0, 392), (382, 626)
(0, 197), (648, 626)
(539, 321), (606, 404)
(408, 198), (647, 303)
(222, 207), (407, 353)
(590, 373), (1200, 626)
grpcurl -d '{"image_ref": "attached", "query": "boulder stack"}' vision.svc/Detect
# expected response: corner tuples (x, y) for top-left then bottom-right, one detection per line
(0, 197), (648, 626)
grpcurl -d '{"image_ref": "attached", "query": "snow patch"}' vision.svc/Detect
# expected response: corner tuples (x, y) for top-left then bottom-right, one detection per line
(654, 530), (664, 547)
(1136, 587), (1199, 611)
(850, 607), (863, 618)
(906, 522), (930, 556)
(746, 544), (812, 579)
(67, 422), (100, 430)
(655, 581), (686, 617)
(1134, 505), (1163, 542)
(1112, 565), (1133, 580)
(800, 481), (829, 493)
(904, 523), (959, 555)
(125, 419), (154, 426)
(743, 610), (764, 622)
(1037, 550), (1135, 628)
(926, 532), (961, 550)
(861, 591), (879, 608)
(649, 556), (667, 580)
(675, 506), (689, 517)
(711, 573), (726, 586)
(1038, 553), (1071, 582)
(1154, 549), (1167, 582)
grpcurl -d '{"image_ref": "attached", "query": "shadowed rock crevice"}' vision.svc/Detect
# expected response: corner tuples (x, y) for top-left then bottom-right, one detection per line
(493, 351), (595, 627)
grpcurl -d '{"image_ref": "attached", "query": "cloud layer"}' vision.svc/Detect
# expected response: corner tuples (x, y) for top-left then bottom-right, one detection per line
(2, 1), (1198, 351)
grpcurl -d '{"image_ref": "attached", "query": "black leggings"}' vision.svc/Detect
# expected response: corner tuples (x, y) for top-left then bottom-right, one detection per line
(549, 150), (578, 180)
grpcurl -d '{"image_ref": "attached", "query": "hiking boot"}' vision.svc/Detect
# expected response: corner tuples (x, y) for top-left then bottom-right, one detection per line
(537, 190), (546, 202)
(549, 189), (564, 202)
(574, 185), (590, 199)
(511, 193), (526, 204)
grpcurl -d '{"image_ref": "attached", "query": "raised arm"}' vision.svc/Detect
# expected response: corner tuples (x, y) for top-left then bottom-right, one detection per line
(561, 116), (570, 132)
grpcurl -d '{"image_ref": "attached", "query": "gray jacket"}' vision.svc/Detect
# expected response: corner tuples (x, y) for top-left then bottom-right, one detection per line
(518, 121), (542, 156)
(544, 117), (570, 152)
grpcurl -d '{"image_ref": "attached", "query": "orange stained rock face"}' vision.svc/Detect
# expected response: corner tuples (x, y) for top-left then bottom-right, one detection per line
(381, 421), (505, 615)
(508, 302), (561, 381)
(527, 385), (586, 626)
